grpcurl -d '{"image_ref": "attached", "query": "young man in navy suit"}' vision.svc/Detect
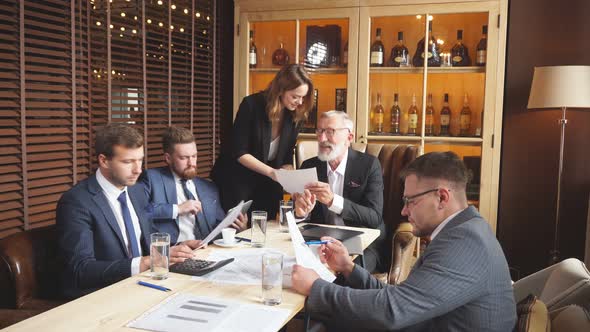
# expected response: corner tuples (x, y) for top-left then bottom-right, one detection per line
(57, 124), (196, 299)
(141, 126), (247, 247)
(293, 111), (385, 272)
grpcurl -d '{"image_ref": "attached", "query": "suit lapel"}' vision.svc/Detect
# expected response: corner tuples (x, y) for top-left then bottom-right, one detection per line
(88, 175), (128, 255)
(342, 148), (357, 200)
(261, 108), (271, 165)
(314, 159), (330, 219)
(162, 168), (177, 206)
(128, 184), (151, 251)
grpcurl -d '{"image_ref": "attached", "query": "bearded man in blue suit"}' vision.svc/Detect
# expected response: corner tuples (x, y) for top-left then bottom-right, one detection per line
(141, 126), (247, 247)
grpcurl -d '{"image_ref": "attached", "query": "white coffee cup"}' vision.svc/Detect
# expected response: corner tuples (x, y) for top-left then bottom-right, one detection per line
(221, 228), (236, 244)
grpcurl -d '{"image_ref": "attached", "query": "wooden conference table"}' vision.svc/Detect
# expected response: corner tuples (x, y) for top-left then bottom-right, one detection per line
(4, 222), (380, 332)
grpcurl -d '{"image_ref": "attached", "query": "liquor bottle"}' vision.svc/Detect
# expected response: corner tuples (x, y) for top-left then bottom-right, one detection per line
(342, 41), (349, 67)
(370, 28), (384, 67)
(390, 93), (401, 135)
(460, 93), (472, 136)
(389, 31), (409, 67)
(412, 21), (441, 67)
(249, 30), (257, 68)
(425, 93), (434, 136)
(407, 94), (419, 136)
(451, 29), (471, 66)
(272, 42), (289, 66)
(476, 25), (487, 66)
(440, 93), (451, 136)
(373, 93), (385, 132)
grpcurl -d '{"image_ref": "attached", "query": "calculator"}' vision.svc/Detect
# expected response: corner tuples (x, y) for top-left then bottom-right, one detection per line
(169, 258), (235, 277)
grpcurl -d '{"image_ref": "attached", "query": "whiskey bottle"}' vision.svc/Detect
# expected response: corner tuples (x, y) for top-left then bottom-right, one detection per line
(412, 21), (441, 67)
(390, 93), (401, 135)
(249, 30), (257, 68)
(425, 93), (434, 136)
(272, 42), (289, 66)
(370, 28), (384, 67)
(373, 93), (385, 132)
(389, 31), (409, 67)
(407, 94), (419, 136)
(460, 93), (472, 136)
(476, 25), (487, 66)
(342, 41), (348, 67)
(440, 93), (451, 136)
(451, 29), (471, 66)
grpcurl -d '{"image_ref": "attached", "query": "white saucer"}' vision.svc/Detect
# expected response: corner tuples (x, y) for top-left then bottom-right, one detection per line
(213, 239), (242, 248)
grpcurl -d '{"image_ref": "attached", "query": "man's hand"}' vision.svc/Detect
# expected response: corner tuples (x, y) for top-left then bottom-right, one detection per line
(231, 212), (248, 232)
(180, 239), (205, 250)
(319, 237), (355, 277)
(305, 181), (334, 207)
(293, 189), (316, 218)
(178, 199), (202, 215)
(170, 243), (196, 263)
(139, 256), (151, 272)
(291, 264), (320, 296)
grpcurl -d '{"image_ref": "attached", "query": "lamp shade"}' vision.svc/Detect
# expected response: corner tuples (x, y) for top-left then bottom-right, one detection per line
(527, 66), (590, 109)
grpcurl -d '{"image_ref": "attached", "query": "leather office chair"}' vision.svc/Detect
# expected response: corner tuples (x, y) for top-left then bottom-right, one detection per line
(387, 222), (418, 284)
(0, 226), (65, 328)
(295, 141), (418, 274)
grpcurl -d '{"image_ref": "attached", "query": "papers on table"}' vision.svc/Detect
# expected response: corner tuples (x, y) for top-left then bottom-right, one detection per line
(286, 212), (336, 283)
(198, 201), (244, 248)
(127, 293), (291, 332)
(193, 248), (296, 288)
(275, 168), (318, 194)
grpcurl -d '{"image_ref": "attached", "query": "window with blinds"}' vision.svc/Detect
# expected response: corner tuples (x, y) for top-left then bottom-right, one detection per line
(0, 0), (226, 238)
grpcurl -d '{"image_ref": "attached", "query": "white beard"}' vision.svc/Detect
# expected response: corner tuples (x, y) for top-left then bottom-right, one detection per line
(317, 141), (346, 162)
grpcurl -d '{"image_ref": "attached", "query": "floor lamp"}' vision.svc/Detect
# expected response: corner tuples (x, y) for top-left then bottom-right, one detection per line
(527, 65), (590, 265)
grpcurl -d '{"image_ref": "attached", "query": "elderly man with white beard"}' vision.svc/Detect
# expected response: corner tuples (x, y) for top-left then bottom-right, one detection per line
(293, 111), (385, 272)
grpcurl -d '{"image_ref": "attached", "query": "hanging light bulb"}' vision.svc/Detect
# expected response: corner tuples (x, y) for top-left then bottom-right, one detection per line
(96, 21), (102, 26)
(171, 4), (176, 10)
(132, 29), (137, 34)
(195, 12), (201, 18)
(147, 19), (152, 24)
(179, 27), (184, 33)
(158, 22), (164, 27)
(121, 12), (126, 17)
(184, 8), (189, 14)
(157, 0), (163, 5)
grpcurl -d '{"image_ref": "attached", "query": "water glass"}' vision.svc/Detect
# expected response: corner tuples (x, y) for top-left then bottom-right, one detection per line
(279, 200), (293, 233)
(150, 232), (170, 280)
(262, 252), (283, 305)
(251, 211), (267, 248)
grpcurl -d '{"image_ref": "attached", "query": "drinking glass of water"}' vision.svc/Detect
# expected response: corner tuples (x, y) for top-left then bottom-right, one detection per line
(251, 211), (267, 248)
(262, 252), (283, 305)
(150, 232), (170, 280)
(279, 200), (293, 233)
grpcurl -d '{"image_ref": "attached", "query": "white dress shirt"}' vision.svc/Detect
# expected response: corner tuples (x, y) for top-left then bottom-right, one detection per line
(171, 172), (200, 242)
(325, 149), (348, 225)
(95, 168), (142, 275)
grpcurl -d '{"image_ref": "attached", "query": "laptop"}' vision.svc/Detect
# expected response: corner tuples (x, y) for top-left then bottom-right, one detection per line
(299, 224), (364, 242)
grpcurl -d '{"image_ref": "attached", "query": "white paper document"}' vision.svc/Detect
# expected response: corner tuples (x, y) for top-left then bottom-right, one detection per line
(193, 248), (296, 288)
(198, 201), (244, 248)
(127, 293), (291, 332)
(286, 212), (336, 283)
(275, 168), (318, 194)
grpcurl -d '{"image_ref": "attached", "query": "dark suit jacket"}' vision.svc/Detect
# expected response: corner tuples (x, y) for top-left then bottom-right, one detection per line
(141, 167), (226, 244)
(307, 206), (517, 332)
(300, 148), (385, 236)
(56, 174), (151, 300)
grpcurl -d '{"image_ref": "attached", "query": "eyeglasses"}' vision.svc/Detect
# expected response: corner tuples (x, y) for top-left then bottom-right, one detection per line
(315, 127), (350, 137)
(402, 188), (440, 207)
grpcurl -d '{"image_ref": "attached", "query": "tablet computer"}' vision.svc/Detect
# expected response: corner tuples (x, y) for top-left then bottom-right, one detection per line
(299, 224), (364, 242)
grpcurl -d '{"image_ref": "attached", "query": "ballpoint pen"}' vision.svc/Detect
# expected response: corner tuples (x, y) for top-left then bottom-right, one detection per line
(137, 280), (171, 292)
(235, 236), (251, 243)
(304, 240), (333, 245)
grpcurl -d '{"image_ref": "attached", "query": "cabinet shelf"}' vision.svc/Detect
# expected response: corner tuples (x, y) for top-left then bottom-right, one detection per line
(424, 136), (483, 144)
(250, 67), (348, 74)
(367, 135), (422, 142)
(369, 66), (485, 74)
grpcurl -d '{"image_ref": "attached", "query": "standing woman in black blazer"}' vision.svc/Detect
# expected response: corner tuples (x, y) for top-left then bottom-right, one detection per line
(212, 64), (314, 217)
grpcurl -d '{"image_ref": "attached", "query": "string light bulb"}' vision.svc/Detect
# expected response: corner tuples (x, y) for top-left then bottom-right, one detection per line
(171, 4), (176, 9)
(147, 19), (152, 24)
(184, 8), (189, 14)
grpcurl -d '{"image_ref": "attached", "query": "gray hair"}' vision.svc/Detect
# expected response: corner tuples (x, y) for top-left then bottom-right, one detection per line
(320, 110), (354, 131)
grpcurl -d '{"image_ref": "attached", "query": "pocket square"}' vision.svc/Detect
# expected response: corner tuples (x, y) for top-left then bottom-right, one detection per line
(347, 180), (361, 188)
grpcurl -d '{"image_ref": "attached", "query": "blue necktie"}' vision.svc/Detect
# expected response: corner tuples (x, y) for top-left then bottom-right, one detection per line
(180, 179), (209, 238)
(117, 191), (140, 258)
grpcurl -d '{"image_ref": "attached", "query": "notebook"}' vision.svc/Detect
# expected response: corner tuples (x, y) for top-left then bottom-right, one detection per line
(299, 224), (364, 242)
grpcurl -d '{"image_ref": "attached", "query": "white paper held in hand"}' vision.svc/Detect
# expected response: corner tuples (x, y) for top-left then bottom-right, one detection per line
(197, 200), (244, 249)
(275, 168), (318, 194)
(286, 211), (336, 283)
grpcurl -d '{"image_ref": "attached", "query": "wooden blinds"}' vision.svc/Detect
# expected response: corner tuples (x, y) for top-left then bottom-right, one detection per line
(0, 0), (224, 238)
